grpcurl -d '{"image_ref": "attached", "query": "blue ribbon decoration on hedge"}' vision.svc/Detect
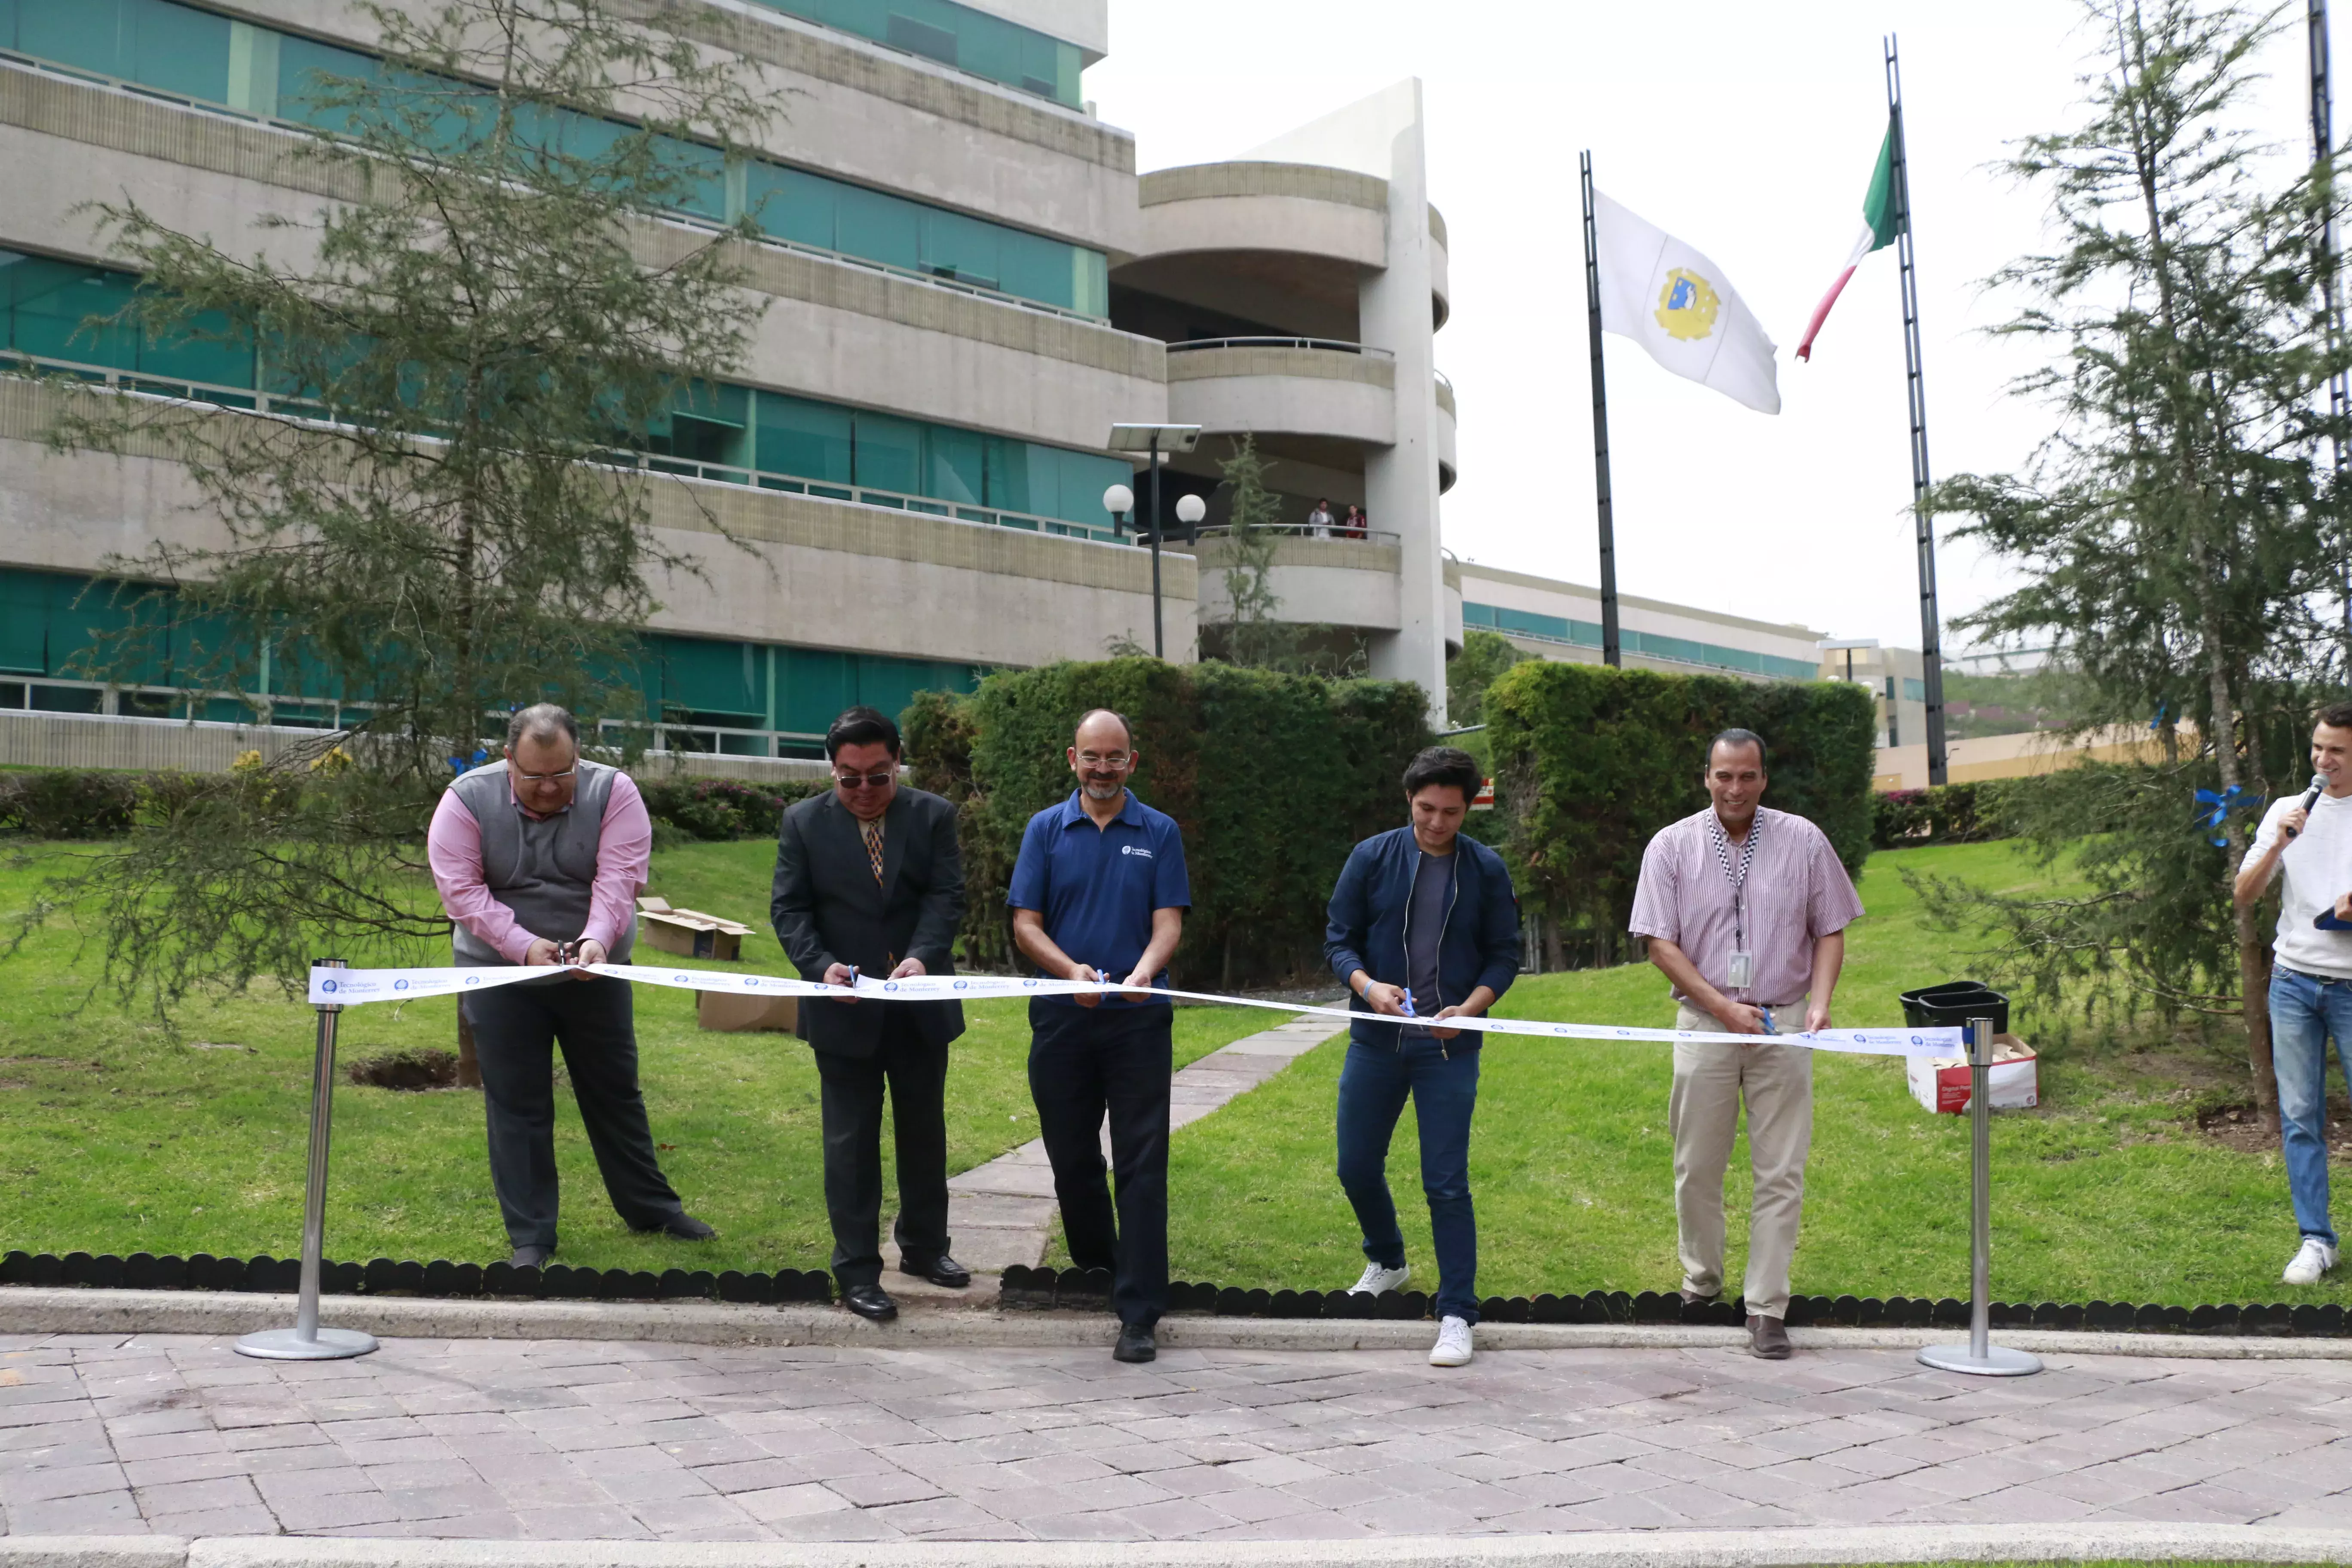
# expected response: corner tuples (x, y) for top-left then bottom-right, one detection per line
(2193, 784), (2253, 847)
(446, 747), (489, 775)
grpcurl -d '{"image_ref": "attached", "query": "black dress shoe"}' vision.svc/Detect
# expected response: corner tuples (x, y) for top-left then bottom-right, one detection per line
(1113, 1321), (1156, 1363)
(842, 1283), (899, 1322)
(898, 1253), (972, 1289)
(508, 1244), (553, 1268)
(1679, 1288), (1718, 1306)
(1748, 1313), (1792, 1360)
(633, 1212), (716, 1241)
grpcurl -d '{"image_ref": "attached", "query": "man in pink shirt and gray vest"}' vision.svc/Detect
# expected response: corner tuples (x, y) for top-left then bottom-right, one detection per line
(426, 703), (712, 1268)
(1627, 728), (1862, 1360)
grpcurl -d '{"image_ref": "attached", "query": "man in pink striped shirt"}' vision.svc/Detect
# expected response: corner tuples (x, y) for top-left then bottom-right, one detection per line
(426, 704), (711, 1268)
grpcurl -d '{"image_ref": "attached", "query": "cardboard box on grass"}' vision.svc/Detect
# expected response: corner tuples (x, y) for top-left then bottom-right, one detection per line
(697, 990), (797, 1034)
(635, 896), (750, 962)
(1906, 1033), (2039, 1114)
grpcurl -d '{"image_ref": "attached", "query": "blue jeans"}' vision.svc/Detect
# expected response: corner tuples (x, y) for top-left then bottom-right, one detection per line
(1335, 1037), (1481, 1323)
(2270, 966), (2352, 1246)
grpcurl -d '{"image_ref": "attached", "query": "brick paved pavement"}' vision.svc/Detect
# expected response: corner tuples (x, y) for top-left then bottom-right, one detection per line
(6, 1332), (2352, 1544)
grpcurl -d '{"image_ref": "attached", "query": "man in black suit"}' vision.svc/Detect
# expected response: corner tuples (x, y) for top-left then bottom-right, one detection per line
(770, 705), (970, 1322)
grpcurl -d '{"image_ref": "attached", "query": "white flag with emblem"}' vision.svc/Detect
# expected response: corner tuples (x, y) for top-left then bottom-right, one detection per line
(1591, 190), (1781, 415)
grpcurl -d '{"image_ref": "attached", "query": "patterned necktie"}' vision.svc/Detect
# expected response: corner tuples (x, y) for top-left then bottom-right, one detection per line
(861, 817), (885, 886)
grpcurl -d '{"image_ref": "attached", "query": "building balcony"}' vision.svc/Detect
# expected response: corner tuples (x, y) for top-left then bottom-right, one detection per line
(1116, 160), (1449, 340)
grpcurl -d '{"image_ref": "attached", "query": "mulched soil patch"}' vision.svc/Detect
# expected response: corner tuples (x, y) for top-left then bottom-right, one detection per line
(347, 1049), (460, 1091)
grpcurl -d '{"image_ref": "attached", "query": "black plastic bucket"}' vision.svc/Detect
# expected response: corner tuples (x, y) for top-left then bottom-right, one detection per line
(1899, 980), (2009, 1036)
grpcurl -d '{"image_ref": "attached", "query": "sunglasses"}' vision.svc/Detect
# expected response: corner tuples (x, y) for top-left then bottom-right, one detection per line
(834, 772), (894, 789)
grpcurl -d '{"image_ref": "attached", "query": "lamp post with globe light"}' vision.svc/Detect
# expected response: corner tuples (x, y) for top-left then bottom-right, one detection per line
(1102, 481), (1147, 654)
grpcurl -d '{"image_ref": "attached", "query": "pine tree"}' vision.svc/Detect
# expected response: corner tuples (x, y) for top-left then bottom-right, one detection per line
(1924, 0), (2351, 1118)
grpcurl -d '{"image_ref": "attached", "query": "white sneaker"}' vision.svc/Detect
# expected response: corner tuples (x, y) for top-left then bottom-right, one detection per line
(2285, 1237), (2339, 1286)
(1429, 1315), (1474, 1367)
(1350, 1261), (1410, 1295)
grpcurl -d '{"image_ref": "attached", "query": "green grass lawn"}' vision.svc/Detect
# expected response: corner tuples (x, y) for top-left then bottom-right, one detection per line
(0, 838), (1269, 1271)
(1133, 840), (2352, 1307)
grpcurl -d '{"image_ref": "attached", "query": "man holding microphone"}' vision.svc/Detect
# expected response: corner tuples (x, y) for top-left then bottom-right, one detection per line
(1009, 708), (1190, 1365)
(427, 704), (712, 1268)
(2235, 702), (2352, 1286)
(1628, 728), (1861, 1360)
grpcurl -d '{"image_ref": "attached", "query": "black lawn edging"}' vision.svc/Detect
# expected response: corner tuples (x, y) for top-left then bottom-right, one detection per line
(6, 1250), (2347, 1339)
(0, 1250), (832, 1305)
(1001, 1265), (2352, 1338)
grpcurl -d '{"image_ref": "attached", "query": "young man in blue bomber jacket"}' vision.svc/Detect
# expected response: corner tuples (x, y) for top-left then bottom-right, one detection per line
(1323, 746), (1521, 1367)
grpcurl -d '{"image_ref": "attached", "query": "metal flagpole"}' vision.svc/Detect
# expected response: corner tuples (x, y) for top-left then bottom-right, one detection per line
(1886, 37), (1948, 785)
(236, 958), (378, 1361)
(2312, 0), (2352, 656)
(1579, 150), (1622, 668)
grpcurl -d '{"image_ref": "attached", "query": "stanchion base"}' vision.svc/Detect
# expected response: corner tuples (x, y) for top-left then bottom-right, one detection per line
(234, 1326), (378, 1361)
(1917, 1342), (2042, 1376)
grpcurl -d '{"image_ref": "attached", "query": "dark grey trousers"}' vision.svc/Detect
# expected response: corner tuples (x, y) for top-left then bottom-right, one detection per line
(815, 1011), (951, 1289)
(464, 975), (683, 1250)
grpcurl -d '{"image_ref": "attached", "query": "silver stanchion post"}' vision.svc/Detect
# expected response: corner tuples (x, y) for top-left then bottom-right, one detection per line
(1918, 1013), (2040, 1376)
(236, 957), (379, 1361)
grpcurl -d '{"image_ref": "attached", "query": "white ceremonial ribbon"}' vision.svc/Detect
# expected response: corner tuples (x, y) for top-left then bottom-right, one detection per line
(306, 963), (1967, 1057)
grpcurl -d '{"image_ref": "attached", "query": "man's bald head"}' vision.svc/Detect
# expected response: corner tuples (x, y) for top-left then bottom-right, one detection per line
(1074, 708), (1132, 751)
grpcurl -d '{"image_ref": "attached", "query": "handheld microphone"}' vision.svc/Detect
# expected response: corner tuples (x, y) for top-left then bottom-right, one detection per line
(2290, 772), (2327, 839)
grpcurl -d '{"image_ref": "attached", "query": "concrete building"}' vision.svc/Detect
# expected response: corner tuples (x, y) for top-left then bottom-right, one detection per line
(1815, 642), (1930, 753)
(0, 0), (1832, 768)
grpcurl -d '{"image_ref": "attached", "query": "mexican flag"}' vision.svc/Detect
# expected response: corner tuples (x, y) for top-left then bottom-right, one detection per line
(1795, 119), (1903, 362)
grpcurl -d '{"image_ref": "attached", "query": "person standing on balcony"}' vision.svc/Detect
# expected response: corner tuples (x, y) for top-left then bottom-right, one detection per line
(1323, 746), (1520, 1369)
(771, 705), (971, 1322)
(1009, 708), (1190, 1366)
(2234, 702), (2352, 1286)
(1627, 729), (1861, 1360)
(427, 704), (714, 1269)
(1343, 505), (1368, 541)
(1307, 498), (1336, 539)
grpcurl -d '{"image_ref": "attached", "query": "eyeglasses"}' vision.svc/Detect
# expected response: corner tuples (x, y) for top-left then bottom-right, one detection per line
(1075, 752), (1131, 770)
(834, 772), (894, 789)
(514, 767), (576, 784)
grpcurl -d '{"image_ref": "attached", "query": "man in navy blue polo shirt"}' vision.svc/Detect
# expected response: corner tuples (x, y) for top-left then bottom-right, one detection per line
(1009, 707), (1191, 1364)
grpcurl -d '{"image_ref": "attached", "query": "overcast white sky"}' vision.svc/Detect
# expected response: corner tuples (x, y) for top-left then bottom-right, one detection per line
(1084, 0), (2340, 654)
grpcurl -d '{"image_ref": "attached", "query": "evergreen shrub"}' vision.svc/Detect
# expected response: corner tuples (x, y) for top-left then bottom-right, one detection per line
(1485, 661), (1877, 964)
(636, 775), (822, 841)
(0, 769), (149, 837)
(906, 658), (1432, 985)
(1870, 780), (2027, 848)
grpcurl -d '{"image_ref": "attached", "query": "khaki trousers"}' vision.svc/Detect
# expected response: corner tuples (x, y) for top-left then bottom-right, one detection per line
(1670, 1001), (1813, 1320)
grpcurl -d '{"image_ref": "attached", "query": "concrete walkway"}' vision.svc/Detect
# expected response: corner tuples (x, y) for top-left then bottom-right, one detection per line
(935, 1014), (1329, 1273)
(9, 1330), (2352, 1545)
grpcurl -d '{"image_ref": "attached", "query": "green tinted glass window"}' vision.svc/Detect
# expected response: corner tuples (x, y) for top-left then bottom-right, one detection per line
(928, 426), (985, 505)
(776, 646), (854, 735)
(1056, 449), (1128, 528)
(741, 0), (1084, 107)
(834, 183), (922, 273)
(130, 0), (230, 103)
(744, 163), (834, 250)
(852, 411), (924, 494)
(754, 395), (852, 484)
(2, 255), (138, 368)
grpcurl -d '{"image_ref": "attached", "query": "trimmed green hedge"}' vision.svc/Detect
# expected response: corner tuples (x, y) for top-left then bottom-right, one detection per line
(0, 765), (821, 842)
(904, 658), (1432, 986)
(1485, 661), (1877, 964)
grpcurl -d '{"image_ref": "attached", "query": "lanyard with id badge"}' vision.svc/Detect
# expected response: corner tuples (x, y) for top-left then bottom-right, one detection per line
(1708, 814), (1762, 995)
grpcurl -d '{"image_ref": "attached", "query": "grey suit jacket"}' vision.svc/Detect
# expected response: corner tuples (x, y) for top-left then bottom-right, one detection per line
(769, 787), (966, 1058)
